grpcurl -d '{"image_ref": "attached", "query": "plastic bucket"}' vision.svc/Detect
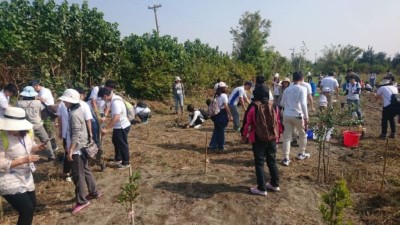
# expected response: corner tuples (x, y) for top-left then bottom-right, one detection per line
(307, 130), (314, 140)
(343, 131), (361, 148)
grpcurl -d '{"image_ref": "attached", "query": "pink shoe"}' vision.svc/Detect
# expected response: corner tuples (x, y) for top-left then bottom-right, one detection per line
(250, 186), (267, 196)
(72, 201), (90, 214)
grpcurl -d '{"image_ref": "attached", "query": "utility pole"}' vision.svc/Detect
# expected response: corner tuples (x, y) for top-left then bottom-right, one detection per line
(148, 0), (162, 33)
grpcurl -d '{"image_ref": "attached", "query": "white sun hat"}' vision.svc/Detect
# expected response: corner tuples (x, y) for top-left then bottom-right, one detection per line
(59, 89), (80, 104)
(218, 82), (228, 88)
(0, 107), (33, 131)
(175, 76), (181, 81)
(20, 86), (38, 97)
(274, 73), (280, 78)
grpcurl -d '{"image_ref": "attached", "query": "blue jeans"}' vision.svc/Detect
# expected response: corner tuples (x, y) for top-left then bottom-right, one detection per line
(229, 104), (240, 130)
(252, 140), (279, 191)
(209, 111), (228, 149)
(347, 99), (362, 119)
(174, 94), (184, 112)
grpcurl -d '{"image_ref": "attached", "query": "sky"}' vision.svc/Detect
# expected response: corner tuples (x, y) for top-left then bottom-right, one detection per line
(56, 0), (400, 61)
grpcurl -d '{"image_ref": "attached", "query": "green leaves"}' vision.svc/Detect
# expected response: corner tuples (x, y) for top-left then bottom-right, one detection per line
(117, 171), (141, 205)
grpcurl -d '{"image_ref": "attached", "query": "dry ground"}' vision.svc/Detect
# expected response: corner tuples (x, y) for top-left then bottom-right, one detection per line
(1, 92), (399, 225)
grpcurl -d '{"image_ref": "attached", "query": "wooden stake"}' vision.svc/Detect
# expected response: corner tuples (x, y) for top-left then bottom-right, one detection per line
(205, 131), (208, 174)
(380, 138), (389, 194)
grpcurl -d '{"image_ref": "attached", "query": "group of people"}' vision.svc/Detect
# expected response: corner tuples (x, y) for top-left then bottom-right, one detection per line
(0, 79), (156, 223)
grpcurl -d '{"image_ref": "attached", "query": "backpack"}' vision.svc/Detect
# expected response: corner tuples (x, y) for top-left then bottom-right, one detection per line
(253, 101), (279, 142)
(199, 108), (210, 120)
(390, 94), (400, 105)
(208, 96), (220, 116)
(0, 130), (34, 150)
(112, 98), (136, 121)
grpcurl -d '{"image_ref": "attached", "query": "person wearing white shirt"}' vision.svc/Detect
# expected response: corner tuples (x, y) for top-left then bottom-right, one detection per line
(273, 73), (281, 102)
(345, 76), (362, 120)
(228, 81), (252, 131)
(186, 104), (204, 128)
(319, 87), (330, 110)
(0, 83), (18, 118)
(209, 82), (233, 151)
(99, 88), (131, 168)
(280, 72), (310, 166)
(31, 80), (58, 152)
(134, 101), (151, 123)
(300, 80), (315, 112)
(320, 72), (339, 108)
(376, 79), (400, 139)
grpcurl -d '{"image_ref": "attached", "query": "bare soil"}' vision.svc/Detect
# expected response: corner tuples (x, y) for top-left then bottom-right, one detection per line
(1, 93), (399, 225)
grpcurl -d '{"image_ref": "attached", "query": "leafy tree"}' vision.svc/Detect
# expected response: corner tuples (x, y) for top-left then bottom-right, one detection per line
(231, 11), (271, 76)
(316, 45), (362, 73)
(391, 53), (400, 74)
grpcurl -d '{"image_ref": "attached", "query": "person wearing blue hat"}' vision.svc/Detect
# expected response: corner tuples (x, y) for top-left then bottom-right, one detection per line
(16, 86), (55, 161)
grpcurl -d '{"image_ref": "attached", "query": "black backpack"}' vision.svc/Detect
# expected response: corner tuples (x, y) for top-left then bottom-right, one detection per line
(199, 108), (210, 120)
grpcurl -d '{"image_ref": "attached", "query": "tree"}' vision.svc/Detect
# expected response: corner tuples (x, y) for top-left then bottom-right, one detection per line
(230, 11), (271, 76)
(316, 45), (362, 73)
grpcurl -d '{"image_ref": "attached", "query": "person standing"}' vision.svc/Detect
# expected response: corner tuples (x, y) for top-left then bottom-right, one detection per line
(0, 83), (18, 118)
(369, 72), (376, 88)
(59, 89), (100, 214)
(172, 76), (185, 114)
(320, 72), (339, 108)
(17, 86), (55, 161)
(272, 73), (281, 103)
(345, 76), (362, 120)
(31, 80), (58, 153)
(99, 88), (131, 168)
(376, 79), (400, 139)
(280, 72), (310, 166)
(0, 107), (47, 225)
(209, 82), (233, 151)
(228, 81), (252, 131)
(241, 84), (280, 196)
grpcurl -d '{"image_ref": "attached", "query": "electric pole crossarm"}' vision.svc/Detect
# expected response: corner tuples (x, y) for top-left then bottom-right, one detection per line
(148, 3), (162, 33)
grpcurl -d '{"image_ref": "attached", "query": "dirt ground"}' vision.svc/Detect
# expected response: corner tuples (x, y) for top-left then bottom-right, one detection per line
(1, 92), (400, 225)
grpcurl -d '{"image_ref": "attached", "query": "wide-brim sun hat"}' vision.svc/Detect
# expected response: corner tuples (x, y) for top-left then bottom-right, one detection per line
(175, 76), (181, 81)
(281, 77), (291, 84)
(20, 86), (38, 97)
(0, 107), (33, 131)
(59, 89), (80, 104)
(274, 73), (280, 78)
(379, 79), (391, 86)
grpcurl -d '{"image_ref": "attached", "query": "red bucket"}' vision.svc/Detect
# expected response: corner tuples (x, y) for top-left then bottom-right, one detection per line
(343, 131), (361, 148)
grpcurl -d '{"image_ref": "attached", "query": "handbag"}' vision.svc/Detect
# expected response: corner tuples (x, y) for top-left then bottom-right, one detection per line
(82, 141), (99, 159)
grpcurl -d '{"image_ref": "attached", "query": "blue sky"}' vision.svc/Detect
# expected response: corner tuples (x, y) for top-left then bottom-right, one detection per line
(57, 0), (400, 61)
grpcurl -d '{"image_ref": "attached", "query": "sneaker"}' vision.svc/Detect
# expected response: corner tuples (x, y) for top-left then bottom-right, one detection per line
(72, 201), (90, 214)
(282, 158), (291, 166)
(266, 182), (280, 192)
(85, 192), (103, 200)
(250, 186), (267, 196)
(65, 176), (72, 182)
(389, 133), (396, 138)
(117, 164), (131, 169)
(194, 124), (201, 129)
(297, 153), (311, 160)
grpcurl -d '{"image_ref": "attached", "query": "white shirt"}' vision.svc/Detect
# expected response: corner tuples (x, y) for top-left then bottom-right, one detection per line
(281, 84), (308, 119)
(273, 80), (281, 96)
(377, 85), (398, 107)
(87, 86), (106, 113)
(217, 93), (228, 109)
(80, 100), (93, 121)
(228, 86), (247, 106)
(37, 87), (54, 105)
(319, 94), (328, 107)
(57, 102), (69, 139)
(135, 106), (151, 115)
(300, 82), (312, 95)
(320, 77), (339, 94)
(188, 110), (204, 126)
(346, 82), (361, 100)
(110, 95), (131, 129)
(0, 91), (10, 118)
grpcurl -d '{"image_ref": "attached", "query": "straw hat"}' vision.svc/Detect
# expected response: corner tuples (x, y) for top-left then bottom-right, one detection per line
(20, 86), (38, 97)
(379, 79), (391, 86)
(0, 107), (33, 131)
(59, 89), (80, 104)
(281, 77), (291, 84)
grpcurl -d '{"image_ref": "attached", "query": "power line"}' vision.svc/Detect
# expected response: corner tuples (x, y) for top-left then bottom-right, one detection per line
(148, 1), (162, 33)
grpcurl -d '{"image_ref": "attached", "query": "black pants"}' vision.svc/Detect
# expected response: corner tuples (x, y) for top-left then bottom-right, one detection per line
(252, 140), (279, 191)
(189, 117), (203, 127)
(381, 105), (399, 135)
(3, 191), (36, 225)
(112, 126), (131, 165)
